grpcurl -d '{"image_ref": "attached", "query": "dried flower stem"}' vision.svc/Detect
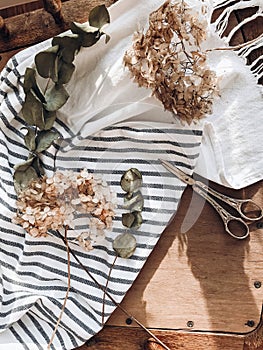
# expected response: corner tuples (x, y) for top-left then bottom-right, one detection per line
(57, 231), (170, 350)
(101, 253), (118, 326)
(48, 226), (71, 349)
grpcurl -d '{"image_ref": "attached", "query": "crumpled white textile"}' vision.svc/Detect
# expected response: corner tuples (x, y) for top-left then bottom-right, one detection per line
(195, 0), (263, 188)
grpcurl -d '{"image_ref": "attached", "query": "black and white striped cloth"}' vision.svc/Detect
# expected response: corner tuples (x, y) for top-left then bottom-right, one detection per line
(0, 55), (202, 349)
(0, 0), (204, 348)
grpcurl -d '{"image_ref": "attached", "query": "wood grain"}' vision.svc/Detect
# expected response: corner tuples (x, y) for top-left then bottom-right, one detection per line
(0, 0), (116, 53)
(75, 326), (245, 350)
(108, 180), (263, 334)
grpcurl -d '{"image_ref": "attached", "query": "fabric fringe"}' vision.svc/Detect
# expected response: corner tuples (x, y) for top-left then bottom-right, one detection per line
(211, 0), (263, 82)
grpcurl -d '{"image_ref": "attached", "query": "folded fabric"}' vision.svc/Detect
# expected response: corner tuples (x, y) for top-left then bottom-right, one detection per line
(195, 0), (263, 188)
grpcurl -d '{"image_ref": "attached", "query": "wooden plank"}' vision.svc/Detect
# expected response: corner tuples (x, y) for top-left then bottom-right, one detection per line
(0, 1), (44, 18)
(75, 326), (245, 350)
(0, 0), (116, 52)
(108, 180), (263, 334)
(0, 0), (37, 10)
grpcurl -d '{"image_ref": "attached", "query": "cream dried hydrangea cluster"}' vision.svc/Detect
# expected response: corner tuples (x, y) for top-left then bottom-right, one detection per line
(123, 0), (218, 123)
(13, 169), (116, 251)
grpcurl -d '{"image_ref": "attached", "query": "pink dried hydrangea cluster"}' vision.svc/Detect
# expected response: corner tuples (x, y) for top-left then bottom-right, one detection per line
(123, 0), (218, 123)
(13, 169), (116, 250)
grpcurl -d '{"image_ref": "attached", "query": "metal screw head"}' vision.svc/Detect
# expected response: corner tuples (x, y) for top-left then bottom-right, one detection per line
(187, 320), (194, 328)
(126, 317), (133, 325)
(254, 281), (262, 289)
(245, 320), (255, 327)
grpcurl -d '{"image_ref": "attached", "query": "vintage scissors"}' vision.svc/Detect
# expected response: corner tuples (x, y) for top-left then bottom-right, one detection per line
(160, 159), (263, 240)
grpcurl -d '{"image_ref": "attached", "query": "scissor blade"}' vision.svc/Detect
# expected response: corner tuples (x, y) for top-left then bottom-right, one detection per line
(159, 159), (195, 185)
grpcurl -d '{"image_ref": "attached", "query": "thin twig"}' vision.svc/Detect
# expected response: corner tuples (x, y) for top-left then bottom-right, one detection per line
(57, 231), (171, 350)
(48, 227), (71, 349)
(102, 253), (118, 326)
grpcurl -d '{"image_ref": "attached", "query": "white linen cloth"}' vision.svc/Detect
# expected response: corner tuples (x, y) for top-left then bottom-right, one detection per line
(195, 0), (263, 188)
(0, 0), (261, 349)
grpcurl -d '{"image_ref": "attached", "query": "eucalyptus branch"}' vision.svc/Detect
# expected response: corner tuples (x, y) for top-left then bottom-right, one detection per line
(13, 4), (111, 193)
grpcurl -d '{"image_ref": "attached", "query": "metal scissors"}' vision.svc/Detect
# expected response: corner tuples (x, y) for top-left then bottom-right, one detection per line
(160, 159), (263, 240)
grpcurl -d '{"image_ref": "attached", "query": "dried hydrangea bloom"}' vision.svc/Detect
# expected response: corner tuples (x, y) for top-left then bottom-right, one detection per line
(13, 170), (117, 250)
(123, 0), (218, 123)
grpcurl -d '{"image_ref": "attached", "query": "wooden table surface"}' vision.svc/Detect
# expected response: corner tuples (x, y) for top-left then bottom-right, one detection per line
(0, 1), (262, 350)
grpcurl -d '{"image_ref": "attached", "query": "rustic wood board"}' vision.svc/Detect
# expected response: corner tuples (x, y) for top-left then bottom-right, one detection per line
(108, 180), (263, 333)
(0, 0), (116, 53)
(76, 326), (246, 350)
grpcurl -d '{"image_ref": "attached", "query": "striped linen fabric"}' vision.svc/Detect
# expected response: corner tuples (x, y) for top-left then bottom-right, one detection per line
(0, 56), (203, 349)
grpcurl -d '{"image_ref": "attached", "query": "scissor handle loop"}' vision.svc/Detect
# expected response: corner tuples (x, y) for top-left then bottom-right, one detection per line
(196, 182), (263, 221)
(193, 184), (249, 239)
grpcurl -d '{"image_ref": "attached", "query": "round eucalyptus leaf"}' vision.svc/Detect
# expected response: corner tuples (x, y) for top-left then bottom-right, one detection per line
(104, 33), (111, 44)
(120, 168), (143, 194)
(78, 32), (101, 47)
(89, 5), (110, 29)
(35, 130), (60, 153)
(21, 90), (45, 129)
(31, 156), (45, 177)
(113, 233), (136, 259)
(23, 68), (45, 103)
(52, 35), (80, 63)
(23, 127), (36, 151)
(43, 109), (57, 130)
(122, 212), (135, 228)
(14, 165), (38, 194)
(122, 211), (143, 229)
(44, 84), (69, 112)
(35, 46), (59, 82)
(58, 60), (75, 85)
(13, 157), (34, 172)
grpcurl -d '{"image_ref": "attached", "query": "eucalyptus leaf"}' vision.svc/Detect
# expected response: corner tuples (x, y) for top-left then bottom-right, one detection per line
(35, 45), (59, 82)
(121, 213), (135, 228)
(23, 127), (36, 151)
(43, 109), (57, 130)
(78, 32), (101, 47)
(89, 5), (110, 29)
(70, 22), (101, 47)
(21, 90), (45, 129)
(13, 157), (34, 172)
(44, 84), (69, 112)
(14, 165), (38, 194)
(104, 33), (110, 44)
(52, 35), (80, 63)
(120, 168), (143, 194)
(113, 233), (136, 259)
(58, 60), (75, 85)
(35, 130), (59, 153)
(23, 68), (45, 103)
(122, 211), (142, 229)
(32, 156), (45, 177)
